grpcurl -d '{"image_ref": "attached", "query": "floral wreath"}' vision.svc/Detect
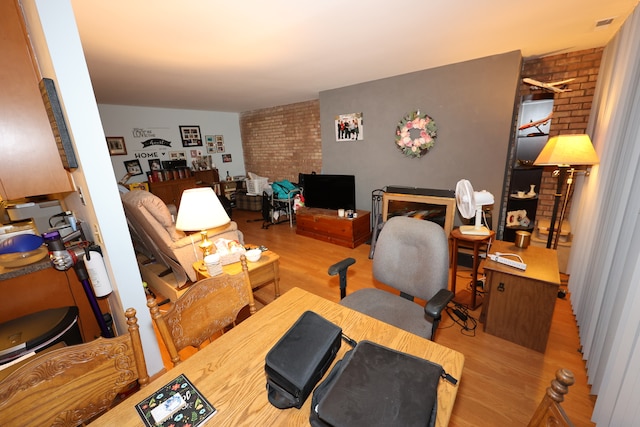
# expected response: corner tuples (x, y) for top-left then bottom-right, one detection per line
(395, 110), (437, 158)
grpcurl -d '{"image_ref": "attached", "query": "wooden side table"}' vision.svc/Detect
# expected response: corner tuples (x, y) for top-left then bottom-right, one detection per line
(450, 228), (495, 309)
(481, 240), (560, 352)
(193, 249), (280, 299)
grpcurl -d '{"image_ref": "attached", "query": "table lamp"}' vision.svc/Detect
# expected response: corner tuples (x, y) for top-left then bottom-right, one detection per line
(175, 187), (230, 258)
(533, 134), (599, 248)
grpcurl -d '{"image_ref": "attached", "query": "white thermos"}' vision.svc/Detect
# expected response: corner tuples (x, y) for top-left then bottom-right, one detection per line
(85, 248), (113, 297)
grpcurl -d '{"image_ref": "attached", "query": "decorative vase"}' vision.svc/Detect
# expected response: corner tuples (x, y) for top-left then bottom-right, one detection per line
(528, 184), (536, 196)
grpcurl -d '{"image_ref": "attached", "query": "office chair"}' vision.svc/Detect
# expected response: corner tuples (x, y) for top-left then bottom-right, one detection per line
(329, 216), (453, 340)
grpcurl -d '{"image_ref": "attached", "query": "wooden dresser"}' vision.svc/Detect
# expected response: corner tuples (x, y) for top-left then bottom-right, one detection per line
(148, 169), (220, 208)
(296, 207), (371, 248)
(148, 177), (197, 209)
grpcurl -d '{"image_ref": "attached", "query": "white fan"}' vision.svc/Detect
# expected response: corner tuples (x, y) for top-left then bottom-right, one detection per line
(455, 179), (494, 236)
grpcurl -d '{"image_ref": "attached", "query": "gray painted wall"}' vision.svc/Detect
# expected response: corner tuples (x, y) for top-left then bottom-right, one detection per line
(319, 51), (521, 226)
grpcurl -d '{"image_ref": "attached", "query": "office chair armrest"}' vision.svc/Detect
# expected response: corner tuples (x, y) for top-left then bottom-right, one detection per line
(425, 288), (454, 318)
(328, 258), (356, 276)
(328, 258), (356, 299)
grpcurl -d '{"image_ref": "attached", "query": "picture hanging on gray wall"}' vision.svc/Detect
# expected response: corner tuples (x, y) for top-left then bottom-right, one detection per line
(335, 112), (363, 141)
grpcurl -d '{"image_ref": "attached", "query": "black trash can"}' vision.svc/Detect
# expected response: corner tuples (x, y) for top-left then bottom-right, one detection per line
(0, 306), (82, 366)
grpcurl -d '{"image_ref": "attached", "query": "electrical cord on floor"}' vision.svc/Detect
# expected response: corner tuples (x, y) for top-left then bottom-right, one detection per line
(444, 301), (478, 336)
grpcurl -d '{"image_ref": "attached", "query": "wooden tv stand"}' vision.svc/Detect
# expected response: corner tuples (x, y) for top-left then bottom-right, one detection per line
(296, 207), (371, 248)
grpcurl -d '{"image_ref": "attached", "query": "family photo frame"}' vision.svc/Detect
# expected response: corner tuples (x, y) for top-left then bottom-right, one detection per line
(179, 125), (202, 147)
(123, 159), (143, 176)
(107, 136), (127, 155)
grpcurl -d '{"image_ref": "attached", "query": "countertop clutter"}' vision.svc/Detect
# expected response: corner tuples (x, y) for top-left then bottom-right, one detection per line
(0, 221), (50, 280)
(0, 257), (51, 281)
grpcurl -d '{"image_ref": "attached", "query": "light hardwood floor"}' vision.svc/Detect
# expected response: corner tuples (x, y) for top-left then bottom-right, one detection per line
(157, 209), (596, 426)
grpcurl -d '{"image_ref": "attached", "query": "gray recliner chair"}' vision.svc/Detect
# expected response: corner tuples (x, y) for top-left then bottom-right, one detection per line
(329, 216), (453, 340)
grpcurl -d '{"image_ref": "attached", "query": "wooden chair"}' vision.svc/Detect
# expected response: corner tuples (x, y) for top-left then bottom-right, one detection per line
(0, 308), (149, 427)
(528, 368), (575, 427)
(148, 255), (254, 367)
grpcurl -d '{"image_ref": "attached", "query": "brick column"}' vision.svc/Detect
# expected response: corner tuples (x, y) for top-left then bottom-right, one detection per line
(520, 48), (602, 222)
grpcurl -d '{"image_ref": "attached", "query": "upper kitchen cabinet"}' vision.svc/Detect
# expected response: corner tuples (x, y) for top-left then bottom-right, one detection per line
(0, 0), (74, 200)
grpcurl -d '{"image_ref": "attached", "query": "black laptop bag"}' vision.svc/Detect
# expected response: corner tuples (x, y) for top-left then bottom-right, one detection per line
(310, 340), (458, 427)
(265, 311), (342, 409)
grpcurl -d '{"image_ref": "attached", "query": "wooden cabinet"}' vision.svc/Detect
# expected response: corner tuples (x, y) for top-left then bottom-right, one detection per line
(481, 240), (560, 352)
(193, 169), (219, 185)
(0, 0), (73, 200)
(148, 169), (221, 208)
(0, 263), (111, 342)
(149, 177), (197, 209)
(296, 207), (371, 248)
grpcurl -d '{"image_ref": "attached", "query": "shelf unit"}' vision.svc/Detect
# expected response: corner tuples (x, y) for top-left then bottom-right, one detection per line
(502, 93), (553, 242)
(504, 167), (543, 242)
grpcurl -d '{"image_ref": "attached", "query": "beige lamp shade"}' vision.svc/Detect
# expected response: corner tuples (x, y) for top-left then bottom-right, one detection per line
(534, 134), (600, 166)
(175, 187), (230, 231)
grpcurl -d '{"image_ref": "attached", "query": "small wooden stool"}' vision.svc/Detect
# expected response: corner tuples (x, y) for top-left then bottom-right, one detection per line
(450, 227), (495, 309)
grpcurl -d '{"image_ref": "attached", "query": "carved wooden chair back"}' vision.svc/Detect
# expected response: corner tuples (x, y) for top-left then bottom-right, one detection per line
(148, 255), (255, 367)
(0, 308), (149, 427)
(527, 368), (575, 427)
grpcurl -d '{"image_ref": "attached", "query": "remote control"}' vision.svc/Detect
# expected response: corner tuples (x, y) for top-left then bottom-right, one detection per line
(488, 254), (527, 270)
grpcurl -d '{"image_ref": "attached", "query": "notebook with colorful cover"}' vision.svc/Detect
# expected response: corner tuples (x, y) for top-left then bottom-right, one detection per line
(135, 374), (216, 427)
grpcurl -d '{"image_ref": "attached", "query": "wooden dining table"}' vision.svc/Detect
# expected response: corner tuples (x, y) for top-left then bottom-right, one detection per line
(93, 287), (465, 426)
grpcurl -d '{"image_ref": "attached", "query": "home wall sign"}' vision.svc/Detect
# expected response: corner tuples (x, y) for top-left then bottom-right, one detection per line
(395, 110), (437, 158)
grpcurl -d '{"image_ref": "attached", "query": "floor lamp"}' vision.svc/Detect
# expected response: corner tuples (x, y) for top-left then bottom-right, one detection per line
(533, 134), (599, 249)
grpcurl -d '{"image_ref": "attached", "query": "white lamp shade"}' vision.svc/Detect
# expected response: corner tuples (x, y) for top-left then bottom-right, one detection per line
(534, 134), (600, 166)
(175, 187), (230, 231)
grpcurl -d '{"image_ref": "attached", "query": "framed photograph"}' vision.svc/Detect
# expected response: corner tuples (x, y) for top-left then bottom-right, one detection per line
(222, 154), (232, 163)
(335, 112), (364, 141)
(205, 135), (217, 154)
(169, 151), (186, 160)
(124, 159), (143, 176)
(215, 135), (225, 153)
(179, 125), (202, 147)
(106, 136), (127, 155)
(148, 159), (161, 171)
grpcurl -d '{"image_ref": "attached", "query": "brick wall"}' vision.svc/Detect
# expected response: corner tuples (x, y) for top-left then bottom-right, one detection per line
(239, 100), (322, 183)
(520, 48), (602, 221)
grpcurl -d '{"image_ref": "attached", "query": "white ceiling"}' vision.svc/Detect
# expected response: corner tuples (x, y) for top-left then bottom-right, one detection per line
(70, 0), (638, 113)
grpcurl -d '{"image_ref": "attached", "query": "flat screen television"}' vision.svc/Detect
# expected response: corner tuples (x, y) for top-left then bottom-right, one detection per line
(300, 174), (356, 211)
